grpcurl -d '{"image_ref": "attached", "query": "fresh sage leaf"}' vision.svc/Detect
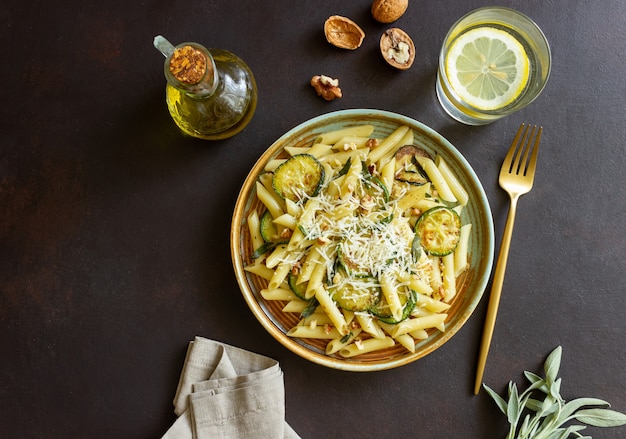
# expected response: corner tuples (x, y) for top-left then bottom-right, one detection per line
(483, 346), (626, 438)
(483, 384), (508, 415)
(573, 408), (626, 427)
(544, 345), (562, 386)
(507, 382), (521, 424)
(252, 241), (277, 259)
(300, 297), (319, 318)
(556, 398), (610, 424)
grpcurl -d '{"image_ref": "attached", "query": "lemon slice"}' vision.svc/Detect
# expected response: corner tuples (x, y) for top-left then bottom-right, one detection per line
(445, 27), (530, 110)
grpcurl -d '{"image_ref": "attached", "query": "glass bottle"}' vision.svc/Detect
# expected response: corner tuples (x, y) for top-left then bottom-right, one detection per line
(153, 35), (257, 140)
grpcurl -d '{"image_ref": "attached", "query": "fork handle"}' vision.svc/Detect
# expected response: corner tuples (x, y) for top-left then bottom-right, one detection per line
(474, 195), (519, 395)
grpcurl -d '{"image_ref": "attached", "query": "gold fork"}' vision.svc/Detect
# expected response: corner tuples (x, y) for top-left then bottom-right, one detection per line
(474, 123), (543, 395)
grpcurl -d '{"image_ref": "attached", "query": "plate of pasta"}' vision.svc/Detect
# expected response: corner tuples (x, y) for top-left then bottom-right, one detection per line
(231, 109), (494, 371)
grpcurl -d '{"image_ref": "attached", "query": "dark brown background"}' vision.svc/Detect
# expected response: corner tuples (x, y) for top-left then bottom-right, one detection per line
(2, 0), (625, 437)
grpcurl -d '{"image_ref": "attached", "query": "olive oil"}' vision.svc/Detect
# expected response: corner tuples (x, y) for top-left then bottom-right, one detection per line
(165, 49), (257, 140)
(154, 36), (257, 140)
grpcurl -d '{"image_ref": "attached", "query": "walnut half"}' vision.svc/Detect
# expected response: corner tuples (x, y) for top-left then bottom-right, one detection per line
(324, 15), (365, 50)
(310, 75), (343, 101)
(379, 28), (415, 70)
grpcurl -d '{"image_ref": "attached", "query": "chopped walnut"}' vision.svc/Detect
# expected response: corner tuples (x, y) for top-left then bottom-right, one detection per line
(317, 235), (330, 245)
(310, 75), (343, 101)
(280, 228), (293, 239)
(360, 194), (376, 213)
(332, 271), (344, 284)
(290, 263), (301, 275)
(366, 138), (379, 149)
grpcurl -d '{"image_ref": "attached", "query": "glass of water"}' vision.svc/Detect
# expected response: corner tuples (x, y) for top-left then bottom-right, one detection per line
(436, 7), (551, 125)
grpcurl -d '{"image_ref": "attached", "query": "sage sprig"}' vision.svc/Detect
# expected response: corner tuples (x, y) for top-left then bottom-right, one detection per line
(483, 346), (626, 438)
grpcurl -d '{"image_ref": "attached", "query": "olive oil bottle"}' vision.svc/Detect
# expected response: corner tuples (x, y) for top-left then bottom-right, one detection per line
(154, 36), (257, 140)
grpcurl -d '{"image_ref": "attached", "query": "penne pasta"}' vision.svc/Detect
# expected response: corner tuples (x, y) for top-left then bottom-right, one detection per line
(247, 211), (264, 260)
(368, 125), (410, 164)
(265, 244), (288, 269)
(256, 181), (284, 219)
(416, 156), (457, 202)
(268, 261), (291, 291)
(390, 314), (447, 337)
(455, 223), (472, 276)
(436, 156), (469, 206)
(315, 125), (375, 144)
(246, 123), (474, 358)
(261, 287), (298, 301)
(282, 299), (309, 313)
(380, 274), (403, 322)
(287, 324), (341, 339)
(326, 328), (363, 355)
(315, 286), (349, 335)
(414, 292), (451, 313)
(244, 263), (275, 281)
(272, 213), (298, 230)
(332, 136), (372, 151)
(355, 314), (385, 339)
(339, 336), (395, 358)
(442, 253), (457, 302)
(396, 183), (432, 211)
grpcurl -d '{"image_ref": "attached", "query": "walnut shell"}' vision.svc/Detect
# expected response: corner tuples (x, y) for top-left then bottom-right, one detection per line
(371, 0), (408, 24)
(379, 27), (415, 70)
(324, 15), (365, 50)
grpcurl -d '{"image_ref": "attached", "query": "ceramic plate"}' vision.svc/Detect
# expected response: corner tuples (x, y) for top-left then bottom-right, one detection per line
(231, 109), (494, 371)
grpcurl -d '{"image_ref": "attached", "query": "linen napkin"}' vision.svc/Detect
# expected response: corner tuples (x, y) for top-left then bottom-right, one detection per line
(162, 336), (300, 439)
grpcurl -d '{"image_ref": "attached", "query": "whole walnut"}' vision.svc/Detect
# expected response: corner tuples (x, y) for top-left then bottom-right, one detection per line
(371, 0), (409, 24)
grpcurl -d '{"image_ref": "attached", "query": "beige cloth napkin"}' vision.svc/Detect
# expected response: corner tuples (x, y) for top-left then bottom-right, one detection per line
(162, 336), (300, 439)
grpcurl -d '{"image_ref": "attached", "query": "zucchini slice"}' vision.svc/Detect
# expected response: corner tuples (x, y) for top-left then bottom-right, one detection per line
(272, 154), (324, 202)
(329, 277), (382, 312)
(260, 210), (288, 244)
(288, 271), (308, 300)
(415, 206), (461, 256)
(370, 290), (415, 323)
(394, 145), (431, 186)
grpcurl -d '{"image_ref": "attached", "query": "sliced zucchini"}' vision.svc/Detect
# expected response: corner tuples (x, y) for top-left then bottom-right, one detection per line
(415, 206), (461, 256)
(272, 154), (324, 202)
(329, 277), (382, 312)
(260, 210), (289, 244)
(394, 145), (431, 186)
(370, 290), (415, 323)
(288, 271), (308, 300)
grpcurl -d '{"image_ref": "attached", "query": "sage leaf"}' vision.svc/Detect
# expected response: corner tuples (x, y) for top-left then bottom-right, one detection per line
(544, 345), (562, 386)
(507, 382), (521, 424)
(252, 241), (277, 259)
(524, 370), (545, 385)
(483, 346), (626, 438)
(300, 297), (319, 318)
(525, 397), (544, 412)
(483, 384), (508, 415)
(556, 397), (610, 424)
(574, 408), (626, 427)
(548, 377), (563, 401)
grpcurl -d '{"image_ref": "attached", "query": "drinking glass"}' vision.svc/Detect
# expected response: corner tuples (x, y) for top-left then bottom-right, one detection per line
(436, 7), (551, 125)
